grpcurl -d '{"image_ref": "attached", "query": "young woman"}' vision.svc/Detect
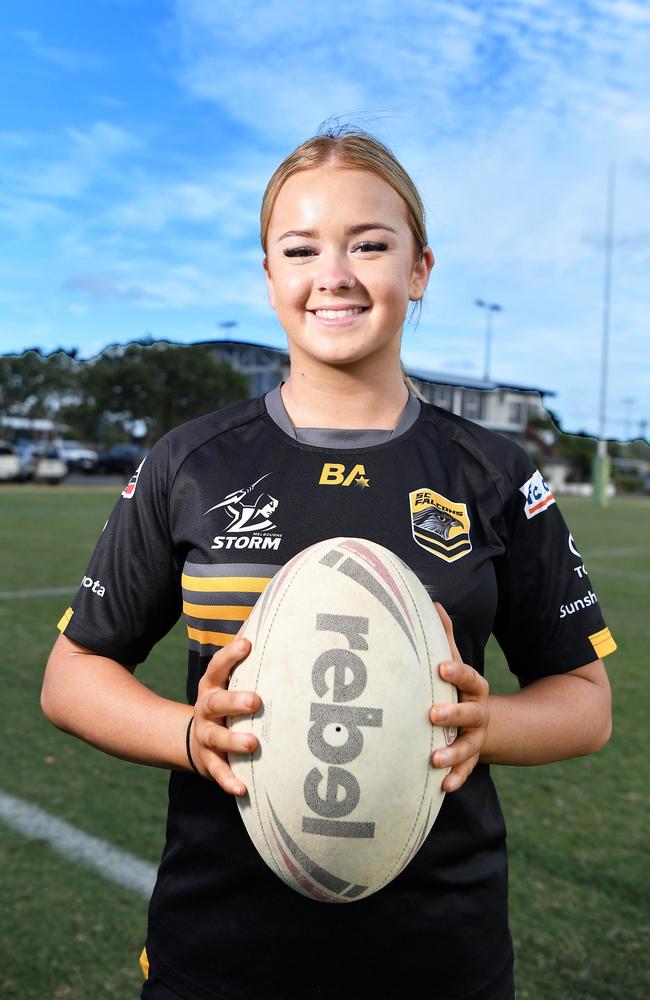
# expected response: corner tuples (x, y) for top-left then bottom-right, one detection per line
(42, 130), (615, 1000)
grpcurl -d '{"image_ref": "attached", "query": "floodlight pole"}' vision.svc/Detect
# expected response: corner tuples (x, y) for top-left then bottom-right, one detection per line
(217, 320), (239, 341)
(475, 299), (502, 381)
(593, 163), (616, 508)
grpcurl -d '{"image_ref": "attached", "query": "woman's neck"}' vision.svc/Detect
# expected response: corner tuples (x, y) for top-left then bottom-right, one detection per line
(281, 365), (410, 429)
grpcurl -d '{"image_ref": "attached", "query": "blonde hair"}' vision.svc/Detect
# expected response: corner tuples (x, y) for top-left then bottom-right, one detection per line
(260, 129), (428, 258)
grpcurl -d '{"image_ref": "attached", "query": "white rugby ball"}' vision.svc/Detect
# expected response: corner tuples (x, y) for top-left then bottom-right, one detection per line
(228, 537), (457, 902)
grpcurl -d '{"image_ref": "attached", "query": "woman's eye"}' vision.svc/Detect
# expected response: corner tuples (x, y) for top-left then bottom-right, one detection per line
(354, 241), (389, 253)
(282, 246), (317, 258)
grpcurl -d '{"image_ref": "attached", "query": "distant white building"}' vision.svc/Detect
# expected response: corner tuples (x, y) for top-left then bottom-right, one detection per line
(205, 340), (553, 437)
(0, 415), (67, 437)
(406, 368), (551, 435)
(208, 341), (289, 398)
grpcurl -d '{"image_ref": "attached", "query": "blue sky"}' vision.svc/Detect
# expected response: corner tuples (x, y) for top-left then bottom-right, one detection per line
(1, 0), (648, 438)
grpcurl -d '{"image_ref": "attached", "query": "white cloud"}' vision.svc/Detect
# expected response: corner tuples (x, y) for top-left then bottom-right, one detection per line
(13, 28), (105, 72)
(33, 123), (140, 199)
(1, 122), (142, 209)
(63, 272), (161, 303)
(171, 0), (649, 144)
(3, 1), (648, 436)
(0, 195), (64, 234)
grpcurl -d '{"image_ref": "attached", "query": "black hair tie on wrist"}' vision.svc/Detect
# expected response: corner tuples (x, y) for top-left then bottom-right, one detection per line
(185, 715), (201, 775)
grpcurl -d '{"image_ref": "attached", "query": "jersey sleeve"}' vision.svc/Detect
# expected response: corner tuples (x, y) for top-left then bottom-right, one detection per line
(492, 451), (616, 683)
(58, 437), (182, 666)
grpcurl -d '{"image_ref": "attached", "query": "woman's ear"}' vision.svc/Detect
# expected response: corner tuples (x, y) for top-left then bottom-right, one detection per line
(263, 256), (276, 309)
(409, 246), (435, 301)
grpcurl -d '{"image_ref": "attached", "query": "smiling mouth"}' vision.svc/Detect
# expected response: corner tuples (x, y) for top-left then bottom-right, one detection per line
(310, 306), (369, 320)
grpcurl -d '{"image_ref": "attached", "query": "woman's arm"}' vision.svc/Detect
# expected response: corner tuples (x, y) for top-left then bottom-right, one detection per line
(41, 633), (259, 793)
(478, 659), (611, 765)
(429, 605), (612, 792)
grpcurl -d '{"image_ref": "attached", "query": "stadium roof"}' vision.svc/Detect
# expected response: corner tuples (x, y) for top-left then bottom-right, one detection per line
(406, 367), (555, 397)
(204, 339), (555, 398)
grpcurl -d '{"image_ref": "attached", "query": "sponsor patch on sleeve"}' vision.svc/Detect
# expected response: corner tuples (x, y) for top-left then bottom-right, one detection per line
(121, 458), (145, 500)
(519, 469), (555, 520)
(588, 626), (617, 659)
(57, 606), (74, 632)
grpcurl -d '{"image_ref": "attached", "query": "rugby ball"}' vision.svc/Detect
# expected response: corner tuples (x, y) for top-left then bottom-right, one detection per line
(228, 537), (457, 902)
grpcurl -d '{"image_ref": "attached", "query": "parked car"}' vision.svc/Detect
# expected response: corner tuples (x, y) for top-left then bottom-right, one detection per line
(13, 442), (68, 484)
(0, 441), (21, 481)
(97, 443), (146, 475)
(55, 440), (99, 473)
(32, 446), (68, 484)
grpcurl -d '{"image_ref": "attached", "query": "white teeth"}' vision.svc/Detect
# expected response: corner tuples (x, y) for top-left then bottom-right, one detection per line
(313, 307), (366, 319)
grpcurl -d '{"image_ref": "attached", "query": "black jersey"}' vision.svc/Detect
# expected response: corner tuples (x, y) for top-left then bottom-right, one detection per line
(60, 394), (615, 1000)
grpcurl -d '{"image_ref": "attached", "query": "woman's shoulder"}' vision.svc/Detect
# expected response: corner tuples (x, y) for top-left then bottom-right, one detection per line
(149, 395), (267, 465)
(420, 401), (534, 485)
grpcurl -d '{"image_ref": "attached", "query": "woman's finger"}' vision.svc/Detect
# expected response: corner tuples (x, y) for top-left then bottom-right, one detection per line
(201, 721), (258, 756)
(203, 753), (247, 797)
(430, 700), (486, 729)
(441, 755), (479, 793)
(203, 687), (261, 720)
(432, 731), (485, 770)
(202, 637), (251, 688)
(439, 660), (489, 699)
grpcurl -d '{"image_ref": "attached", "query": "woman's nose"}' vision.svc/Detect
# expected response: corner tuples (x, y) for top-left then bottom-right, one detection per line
(315, 254), (355, 293)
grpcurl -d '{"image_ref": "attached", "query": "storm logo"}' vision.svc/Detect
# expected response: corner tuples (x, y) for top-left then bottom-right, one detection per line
(204, 474), (279, 533)
(409, 488), (472, 562)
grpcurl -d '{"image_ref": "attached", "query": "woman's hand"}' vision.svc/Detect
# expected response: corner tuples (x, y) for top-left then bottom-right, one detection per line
(429, 603), (490, 793)
(189, 637), (261, 795)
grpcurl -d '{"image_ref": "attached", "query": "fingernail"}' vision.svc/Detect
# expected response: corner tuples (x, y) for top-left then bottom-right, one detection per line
(234, 783), (245, 796)
(434, 706), (448, 722)
(446, 776), (458, 791)
(441, 662), (454, 677)
(437, 751), (450, 766)
(243, 694), (255, 709)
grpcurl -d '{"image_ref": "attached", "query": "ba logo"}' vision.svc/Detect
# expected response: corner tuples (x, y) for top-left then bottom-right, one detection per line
(319, 463), (370, 488)
(409, 488), (472, 563)
(519, 469), (555, 520)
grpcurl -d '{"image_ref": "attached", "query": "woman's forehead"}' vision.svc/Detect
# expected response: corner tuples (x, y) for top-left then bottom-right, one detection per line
(269, 166), (409, 232)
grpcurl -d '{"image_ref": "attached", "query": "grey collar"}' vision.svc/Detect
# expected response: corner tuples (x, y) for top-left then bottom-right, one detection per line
(264, 384), (421, 448)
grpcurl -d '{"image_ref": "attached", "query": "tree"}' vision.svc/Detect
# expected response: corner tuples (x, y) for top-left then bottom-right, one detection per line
(70, 341), (250, 444)
(0, 349), (78, 419)
(1, 342), (250, 445)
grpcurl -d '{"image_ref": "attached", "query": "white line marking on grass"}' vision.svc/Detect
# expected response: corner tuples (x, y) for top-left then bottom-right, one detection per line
(589, 547), (650, 559)
(590, 565), (650, 582)
(0, 587), (77, 600)
(0, 790), (156, 897)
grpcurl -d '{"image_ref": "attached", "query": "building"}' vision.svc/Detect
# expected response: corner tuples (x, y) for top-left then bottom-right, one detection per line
(208, 341), (290, 398)
(406, 368), (552, 436)
(206, 340), (553, 437)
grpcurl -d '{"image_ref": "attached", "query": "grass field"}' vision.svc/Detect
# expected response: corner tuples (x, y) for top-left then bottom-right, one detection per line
(0, 486), (648, 999)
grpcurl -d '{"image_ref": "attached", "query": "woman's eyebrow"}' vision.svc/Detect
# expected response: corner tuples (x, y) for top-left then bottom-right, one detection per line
(277, 229), (313, 241)
(345, 223), (397, 236)
(277, 222), (397, 242)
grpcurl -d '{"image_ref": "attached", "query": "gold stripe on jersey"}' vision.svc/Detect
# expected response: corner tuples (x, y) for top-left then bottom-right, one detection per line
(57, 606), (74, 632)
(182, 564), (279, 653)
(139, 947), (149, 979)
(183, 601), (254, 620)
(187, 626), (241, 646)
(413, 530), (472, 552)
(588, 626), (617, 658)
(181, 573), (271, 593)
